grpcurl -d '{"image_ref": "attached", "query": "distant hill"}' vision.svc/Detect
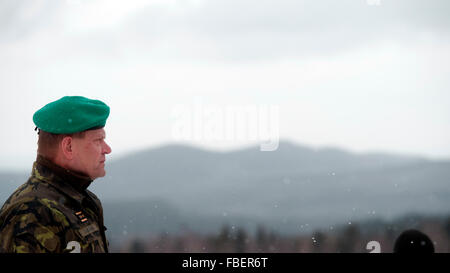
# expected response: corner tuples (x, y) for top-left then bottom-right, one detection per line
(94, 141), (449, 242)
(1, 141), (449, 244)
(0, 171), (28, 204)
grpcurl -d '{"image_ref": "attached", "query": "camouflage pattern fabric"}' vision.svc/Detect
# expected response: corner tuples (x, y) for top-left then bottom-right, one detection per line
(0, 156), (108, 253)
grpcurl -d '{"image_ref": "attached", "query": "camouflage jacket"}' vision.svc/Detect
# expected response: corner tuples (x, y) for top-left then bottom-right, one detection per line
(0, 155), (108, 253)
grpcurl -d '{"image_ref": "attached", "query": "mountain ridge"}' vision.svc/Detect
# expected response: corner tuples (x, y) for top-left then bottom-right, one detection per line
(1, 141), (448, 241)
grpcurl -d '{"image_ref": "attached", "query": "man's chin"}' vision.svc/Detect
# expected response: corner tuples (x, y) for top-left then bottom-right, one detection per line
(91, 169), (106, 180)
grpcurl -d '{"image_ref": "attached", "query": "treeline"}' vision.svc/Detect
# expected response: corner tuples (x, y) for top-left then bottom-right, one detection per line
(113, 214), (450, 253)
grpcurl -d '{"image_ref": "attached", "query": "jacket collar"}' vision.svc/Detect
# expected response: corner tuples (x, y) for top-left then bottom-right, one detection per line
(32, 155), (93, 204)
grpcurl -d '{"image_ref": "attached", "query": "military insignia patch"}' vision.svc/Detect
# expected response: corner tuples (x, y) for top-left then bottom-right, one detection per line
(74, 211), (88, 223)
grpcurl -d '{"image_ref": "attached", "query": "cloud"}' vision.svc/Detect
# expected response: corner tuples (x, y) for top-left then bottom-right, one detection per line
(2, 0), (449, 62)
(0, 0), (62, 43)
(121, 0), (450, 61)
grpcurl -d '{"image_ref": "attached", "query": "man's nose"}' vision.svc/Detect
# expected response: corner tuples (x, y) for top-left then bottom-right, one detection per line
(103, 141), (112, 154)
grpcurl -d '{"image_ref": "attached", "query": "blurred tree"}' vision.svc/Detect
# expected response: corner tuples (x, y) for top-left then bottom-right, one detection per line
(256, 225), (268, 252)
(267, 230), (278, 252)
(312, 230), (326, 253)
(129, 238), (146, 253)
(210, 224), (231, 252)
(384, 226), (397, 253)
(219, 224), (231, 241)
(445, 216), (450, 252)
(174, 237), (185, 252)
(234, 227), (247, 253)
(154, 231), (169, 252)
(337, 225), (361, 253)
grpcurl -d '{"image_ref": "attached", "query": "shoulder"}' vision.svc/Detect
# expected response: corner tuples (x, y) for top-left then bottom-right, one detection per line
(1, 197), (70, 231)
(2, 177), (52, 206)
(0, 175), (72, 233)
(1, 177), (66, 219)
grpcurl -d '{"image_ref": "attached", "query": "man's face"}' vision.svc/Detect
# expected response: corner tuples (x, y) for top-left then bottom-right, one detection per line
(72, 128), (111, 180)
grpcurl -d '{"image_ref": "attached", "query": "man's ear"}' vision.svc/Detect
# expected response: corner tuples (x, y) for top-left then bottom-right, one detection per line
(60, 136), (74, 160)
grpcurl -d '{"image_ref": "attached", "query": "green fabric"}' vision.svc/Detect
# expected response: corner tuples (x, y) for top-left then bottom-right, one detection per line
(33, 96), (110, 134)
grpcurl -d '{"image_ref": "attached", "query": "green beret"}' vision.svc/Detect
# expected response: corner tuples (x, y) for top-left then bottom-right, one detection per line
(33, 96), (110, 134)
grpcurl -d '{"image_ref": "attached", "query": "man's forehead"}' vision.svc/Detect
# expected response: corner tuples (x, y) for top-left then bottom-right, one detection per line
(86, 128), (106, 138)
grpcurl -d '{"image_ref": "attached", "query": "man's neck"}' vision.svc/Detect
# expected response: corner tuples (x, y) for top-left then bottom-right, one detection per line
(36, 154), (93, 190)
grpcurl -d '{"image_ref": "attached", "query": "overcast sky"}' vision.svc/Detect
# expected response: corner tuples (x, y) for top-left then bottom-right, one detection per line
(1, 0), (449, 170)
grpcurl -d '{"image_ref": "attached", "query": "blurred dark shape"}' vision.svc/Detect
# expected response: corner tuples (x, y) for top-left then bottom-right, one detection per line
(210, 224), (232, 252)
(311, 230), (326, 253)
(234, 227), (248, 253)
(130, 239), (146, 253)
(256, 225), (268, 252)
(393, 229), (434, 253)
(337, 225), (361, 253)
(445, 217), (450, 252)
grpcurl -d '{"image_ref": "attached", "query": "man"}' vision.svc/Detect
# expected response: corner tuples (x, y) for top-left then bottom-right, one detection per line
(0, 96), (112, 253)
